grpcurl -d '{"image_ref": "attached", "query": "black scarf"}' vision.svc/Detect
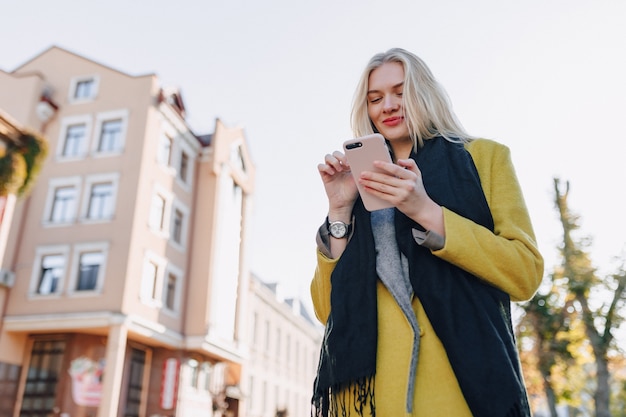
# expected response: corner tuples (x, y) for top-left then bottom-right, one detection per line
(313, 137), (530, 417)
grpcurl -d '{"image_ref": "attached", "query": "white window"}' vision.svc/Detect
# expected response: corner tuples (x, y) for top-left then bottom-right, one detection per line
(80, 173), (119, 222)
(158, 133), (173, 167)
(29, 245), (70, 297)
(93, 109), (128, 155)
(87, 182), (113, 219)
(169, 199), (189, 249)
(57, 115), (93, 160)
(68, 242), (108, 294)
(69, 75), (99, 103)
(149, 194), (166, 231)
(43, 177), (82, 226)
(148, 184), (172, 234)
(50, 187), (76, 223)
(140, 251), (167, 306)
(38, 254), (64, 295)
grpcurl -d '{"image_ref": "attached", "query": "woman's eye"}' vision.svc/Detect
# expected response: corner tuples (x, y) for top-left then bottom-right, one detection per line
(369, 97), (382, 103)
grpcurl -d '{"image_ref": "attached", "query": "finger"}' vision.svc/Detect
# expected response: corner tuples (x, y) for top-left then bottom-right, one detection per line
(396, 158), (419, 173)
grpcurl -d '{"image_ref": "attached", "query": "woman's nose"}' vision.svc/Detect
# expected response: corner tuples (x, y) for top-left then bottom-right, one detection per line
(383, 95), (399, 112)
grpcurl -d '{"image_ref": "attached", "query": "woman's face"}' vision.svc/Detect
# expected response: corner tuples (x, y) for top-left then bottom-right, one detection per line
(367, 62), (411, 148)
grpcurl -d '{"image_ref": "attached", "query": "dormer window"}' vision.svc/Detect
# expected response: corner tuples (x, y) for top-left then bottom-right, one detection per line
(69, 76), (99, 103)
(75, 80), (94, 99)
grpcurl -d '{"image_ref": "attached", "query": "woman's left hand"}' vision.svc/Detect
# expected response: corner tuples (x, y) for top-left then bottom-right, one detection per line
(360, 158), (444, 234)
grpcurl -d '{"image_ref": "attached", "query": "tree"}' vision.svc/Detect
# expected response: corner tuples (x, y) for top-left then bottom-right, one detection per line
(518, 272), (576, 417)
(552, 178), (626, 417)
(518, 178), (626, 416)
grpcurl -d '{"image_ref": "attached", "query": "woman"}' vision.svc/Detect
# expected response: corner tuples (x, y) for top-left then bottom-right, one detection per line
(311, 48), (544, 417)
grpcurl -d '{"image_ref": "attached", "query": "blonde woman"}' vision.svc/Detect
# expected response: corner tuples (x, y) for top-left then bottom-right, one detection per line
(312, 48), (543, 417)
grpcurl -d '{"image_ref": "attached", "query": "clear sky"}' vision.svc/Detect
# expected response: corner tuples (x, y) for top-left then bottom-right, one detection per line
(2, 0), (626, 312)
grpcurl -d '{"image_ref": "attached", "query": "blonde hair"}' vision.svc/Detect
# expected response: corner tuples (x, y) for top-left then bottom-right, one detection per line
(351, 48), (473, 150)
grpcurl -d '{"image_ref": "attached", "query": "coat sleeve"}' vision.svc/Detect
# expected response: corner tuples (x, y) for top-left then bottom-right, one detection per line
(310, 249), (338, 324)
(432, 140), (544, 301)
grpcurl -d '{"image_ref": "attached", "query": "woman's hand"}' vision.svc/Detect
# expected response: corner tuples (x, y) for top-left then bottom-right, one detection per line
(359, 158), (444, 235)
(317, 151), (358, 218)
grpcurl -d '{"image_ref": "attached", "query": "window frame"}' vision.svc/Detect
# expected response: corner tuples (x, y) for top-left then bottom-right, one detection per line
(140, 251), (167, 307)
(162, 263), (183, 315)
(169, 199), (189, 250)
(68, 75), (100, 103)
(173, 140), (195, 191)
(67, 242), (109, 296)
(56, 115), (93, 161)
(80, 173), (120, 223)
(29, 245), (70, 298)
(157, 132), (173, 168)
(42, 176), (82, 226)
(148, 184), (173, 236)
(92, 109), (129, 156)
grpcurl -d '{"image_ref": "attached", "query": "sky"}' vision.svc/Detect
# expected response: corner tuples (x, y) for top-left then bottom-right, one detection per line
(2, 0), (626, 314)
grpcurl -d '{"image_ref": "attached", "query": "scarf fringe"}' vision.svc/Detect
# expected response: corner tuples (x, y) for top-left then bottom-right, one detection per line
(312, 376), (375, 417)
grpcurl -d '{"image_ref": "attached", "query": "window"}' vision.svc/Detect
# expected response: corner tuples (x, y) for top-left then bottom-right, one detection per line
(165, 272), (177, 310)
(57, 115), (92, 160)
(19, 340), (66, 417)
(93, 110), (128, 155)
(87, 182), (114, 220)
(123, 349), (146, 417)
(43, 177), (81, 226)
(68, 243), (108, 295)
(179, 151), (189, 182)
(30, 246), (69, 296)
(158, 134), (172, 166)
(149, 194), (166, 230)
(49, 186), (77, 223)
(97, 119), (123, 152)
(0, 362), (20, 417)
(37, 254), (64, 295)
(140, 252), (166, 305)
(162, 264), (182, 313)
(143, 261), (159, 301)
(172, 209), (183, 243)
(76, 251), (103, 291)
(170, 200), (190, 248)
(62, 124), (87, 157)
(69, 76), (99, 102)
(80, 173), (119, 222)
(74, 79), (95, 99)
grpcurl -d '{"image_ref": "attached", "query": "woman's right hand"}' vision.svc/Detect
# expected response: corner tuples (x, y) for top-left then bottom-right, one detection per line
(317, 151), (358, 216)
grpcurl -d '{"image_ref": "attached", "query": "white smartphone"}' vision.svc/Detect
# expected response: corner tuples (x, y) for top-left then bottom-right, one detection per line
(343, 133), (394, 212)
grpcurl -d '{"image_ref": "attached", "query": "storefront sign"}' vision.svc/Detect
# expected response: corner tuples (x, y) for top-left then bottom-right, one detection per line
(160, 358), (180, 410)
(68, 356), (105, 407)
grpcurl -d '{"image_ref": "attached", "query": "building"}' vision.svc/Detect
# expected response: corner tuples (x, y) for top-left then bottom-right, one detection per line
(0, 46), (255, 417)
(244, 275), (322, 417)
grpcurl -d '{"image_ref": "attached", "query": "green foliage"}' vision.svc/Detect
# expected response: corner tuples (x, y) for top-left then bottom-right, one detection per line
(0, 131), (47, 197)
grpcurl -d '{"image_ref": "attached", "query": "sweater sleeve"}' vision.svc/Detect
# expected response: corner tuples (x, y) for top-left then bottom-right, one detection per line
(432, 140), (544, 301)
(310, 249), (338, 324)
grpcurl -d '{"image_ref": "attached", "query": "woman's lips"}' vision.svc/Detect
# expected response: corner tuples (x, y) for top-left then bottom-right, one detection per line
(382, 117), (403, 127)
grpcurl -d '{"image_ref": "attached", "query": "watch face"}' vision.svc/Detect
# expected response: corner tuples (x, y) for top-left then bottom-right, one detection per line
(329, 221), (347, 238)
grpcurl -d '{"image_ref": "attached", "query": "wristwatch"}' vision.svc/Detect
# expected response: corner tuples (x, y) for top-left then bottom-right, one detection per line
(328, 220), (352, 239)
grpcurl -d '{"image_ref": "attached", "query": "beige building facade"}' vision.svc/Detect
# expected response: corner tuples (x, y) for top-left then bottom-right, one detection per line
(244, 275), (322, 417)
(0, 46), (259, 417)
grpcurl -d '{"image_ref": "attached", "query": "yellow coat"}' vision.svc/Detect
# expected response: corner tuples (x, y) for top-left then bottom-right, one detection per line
(311, 139), (544, 417)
